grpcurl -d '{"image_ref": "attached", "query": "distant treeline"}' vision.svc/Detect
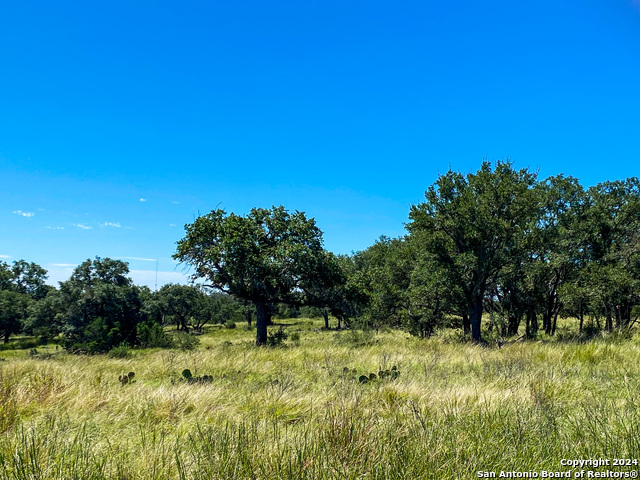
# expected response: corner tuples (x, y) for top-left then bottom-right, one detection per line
(2, 161), (639, 350)
(0, 257), (319, 352)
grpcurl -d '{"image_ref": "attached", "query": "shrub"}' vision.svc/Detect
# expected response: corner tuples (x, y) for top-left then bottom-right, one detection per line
(225, 321), (237, 329)
(266, 326), (288, 347)
(174, 331), (200, 351)
(108, 344), (131, 359)
(137, 321), (174, 348)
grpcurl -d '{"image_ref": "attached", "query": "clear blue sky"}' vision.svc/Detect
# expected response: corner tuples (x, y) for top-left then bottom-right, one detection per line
(2, 0), (640, 288)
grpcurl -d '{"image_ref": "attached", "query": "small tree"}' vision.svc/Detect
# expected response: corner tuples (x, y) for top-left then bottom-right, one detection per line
(59, 257), (143, 353)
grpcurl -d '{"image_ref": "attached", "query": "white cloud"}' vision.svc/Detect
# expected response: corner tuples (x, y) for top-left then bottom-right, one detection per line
(139, 198), (147, 202)
(171, 201), (180, 204)
(117, 256), (157, 262)
(73, 224), (92, 230)
(50, 263), (77, 267)
(13, 210), (34, 217)
(169, 224), (176, 227)
(0, 255), (11, 259)
(102, 222), (121, 228)
(45, 226), (65, 230)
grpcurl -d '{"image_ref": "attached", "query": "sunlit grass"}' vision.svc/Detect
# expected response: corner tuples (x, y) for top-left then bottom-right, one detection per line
(1, 319), (640, 479)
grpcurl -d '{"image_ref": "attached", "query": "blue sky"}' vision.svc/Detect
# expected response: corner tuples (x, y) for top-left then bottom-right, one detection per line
(2, 0), (640, 288)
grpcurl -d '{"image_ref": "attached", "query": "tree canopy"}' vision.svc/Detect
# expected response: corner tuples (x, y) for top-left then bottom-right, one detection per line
(174, 206), (344, 344)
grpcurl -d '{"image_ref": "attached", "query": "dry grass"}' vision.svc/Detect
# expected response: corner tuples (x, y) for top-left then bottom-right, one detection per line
(1, 319), (640, 479)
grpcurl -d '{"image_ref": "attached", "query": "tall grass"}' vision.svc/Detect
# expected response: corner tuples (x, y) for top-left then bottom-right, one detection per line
(1, 320), (639, 479)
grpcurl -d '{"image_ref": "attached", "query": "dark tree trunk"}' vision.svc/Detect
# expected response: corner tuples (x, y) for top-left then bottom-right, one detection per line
(470, 295), (483, 342)
(526, 308), (538, 338)
(543, 311), (552, 336)
(605, 307), (613, 333)
(508, 314), (521, 336)
(256, 300), (268, 346)
(579, 311), (584, 334)
(245, 309), (252, 327)
(3, 333), (9, 344)
(337, 316), (342, 330)
(462, 314), (470, 335)
(323, 310), (329, 329)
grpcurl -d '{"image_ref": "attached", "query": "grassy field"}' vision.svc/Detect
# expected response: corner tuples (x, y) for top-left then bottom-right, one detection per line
(1, 319), (640, 479)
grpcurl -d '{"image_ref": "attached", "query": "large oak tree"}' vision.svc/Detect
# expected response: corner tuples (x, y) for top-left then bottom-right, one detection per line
(174, 206), (339, 345)
(408, 161), (539, 341)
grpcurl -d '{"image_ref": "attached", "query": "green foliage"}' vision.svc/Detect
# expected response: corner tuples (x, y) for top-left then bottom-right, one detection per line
(59, 257), (144, 353)
(108, 344), (131, 359)
(0, 290), (29, 344)
(225, 321), (237, 329)
(174, 205), (342, 345)
(409, 161), (540, 341)
(174, 331), (200, 351)
(266, 326), (288, 347)
(152, 283), (213, 332)
(24, 288), (65, 341)
(137, 320), (174, 348)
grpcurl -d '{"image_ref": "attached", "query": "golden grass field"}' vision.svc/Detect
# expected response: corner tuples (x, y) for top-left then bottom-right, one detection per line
(1, 319), (639, 479)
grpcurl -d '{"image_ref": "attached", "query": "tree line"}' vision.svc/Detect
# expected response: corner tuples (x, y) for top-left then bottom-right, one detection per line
(2, 161), (639, 350)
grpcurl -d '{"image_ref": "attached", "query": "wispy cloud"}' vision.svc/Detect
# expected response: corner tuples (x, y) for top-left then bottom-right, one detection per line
(139, 198), (147, 202)
(169, 224), (176, 227)
(45, 226), (65, 230)
(117, 256), (157, 262)
(50, 263), (77, 267)
(171, 201), (180, 204)
(73, 224), (92, 230)
(102, 222), (121, 228)
(13, 210), (34, 217)
(0, 255), (11, 259)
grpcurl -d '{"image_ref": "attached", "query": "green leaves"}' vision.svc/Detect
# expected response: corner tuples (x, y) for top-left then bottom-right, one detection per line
(408, 161), (539, 340)
(174, 206), (337, 344)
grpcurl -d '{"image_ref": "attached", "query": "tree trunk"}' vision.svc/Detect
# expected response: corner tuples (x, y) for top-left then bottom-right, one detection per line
(579, 311), (584, 334)
(323, 310), (329, 329)
(508, 314), (521, 336)
(543, 311), (552, 336)
(3, 332), (9, 344)
(337, 316), (342, 330)
(462, 314), (470, 335)
(245, 309), (252, 327)
(255, 300), (268, 346)
(526, 308), (538, 338)
(470, 295), (483, 342)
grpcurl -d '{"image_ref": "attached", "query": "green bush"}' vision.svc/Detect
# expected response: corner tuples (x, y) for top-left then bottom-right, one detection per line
(174, 331), (200, 351)
(108, 344), (130, 359)
(266, 326), (288, 347)
(137, 321), (174, 348)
